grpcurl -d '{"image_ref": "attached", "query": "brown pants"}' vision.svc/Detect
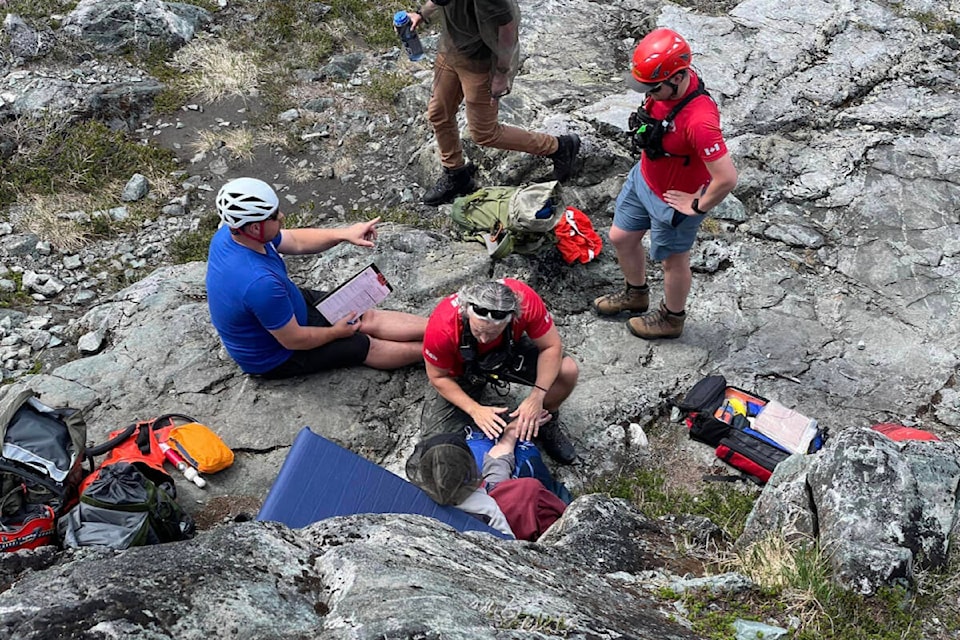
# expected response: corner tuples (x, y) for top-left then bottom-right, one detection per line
(426, 53), (558, 169)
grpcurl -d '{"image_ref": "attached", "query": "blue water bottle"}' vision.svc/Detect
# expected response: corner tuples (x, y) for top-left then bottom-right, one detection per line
(394, 11), (424, 62)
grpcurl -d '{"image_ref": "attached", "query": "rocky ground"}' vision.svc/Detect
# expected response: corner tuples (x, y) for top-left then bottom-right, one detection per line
(2, 0), (960, 637)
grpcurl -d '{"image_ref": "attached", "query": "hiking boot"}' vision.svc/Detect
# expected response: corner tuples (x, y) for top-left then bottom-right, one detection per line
(423, 162), (477, 206)
(627, 301), (685, 340)
(535, 417), (577, 465)
(551, 134), (581, 182)
(592, 283), (649, 316)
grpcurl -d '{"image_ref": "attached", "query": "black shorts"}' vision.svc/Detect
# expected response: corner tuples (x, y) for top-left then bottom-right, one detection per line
(259, 288), (371, 379)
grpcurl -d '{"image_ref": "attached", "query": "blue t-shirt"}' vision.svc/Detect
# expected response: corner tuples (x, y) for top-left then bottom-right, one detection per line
(205, 226), (307, 374)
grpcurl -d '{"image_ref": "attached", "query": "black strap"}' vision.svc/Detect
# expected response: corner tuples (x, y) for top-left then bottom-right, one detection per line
(459, 314), (514, 369)
(85, 413), (196, 463)
(662, 84), (709, 124)
(641, 83), (711, 165)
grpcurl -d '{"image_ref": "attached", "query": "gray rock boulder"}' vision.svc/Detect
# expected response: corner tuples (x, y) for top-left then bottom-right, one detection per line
(2, 14), (55, 61)
(0, 509), (701, 640)
(738, 428), (960, 594)
(62, 0), (211, 54)
(120, 173), (150, 202)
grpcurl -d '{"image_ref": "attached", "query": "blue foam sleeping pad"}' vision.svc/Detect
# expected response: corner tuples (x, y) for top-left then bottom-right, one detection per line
(256, 427), (509, 538)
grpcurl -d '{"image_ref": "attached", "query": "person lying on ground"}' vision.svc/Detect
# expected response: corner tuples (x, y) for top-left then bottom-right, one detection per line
(206, 177), (427, 378)
(420, 279), (579, 464)
(407, 414), (567, 541)
(464, 414), (572, 504)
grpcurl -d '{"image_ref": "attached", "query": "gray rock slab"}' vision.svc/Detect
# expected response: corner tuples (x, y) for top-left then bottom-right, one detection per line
(0, 514), (702, 640)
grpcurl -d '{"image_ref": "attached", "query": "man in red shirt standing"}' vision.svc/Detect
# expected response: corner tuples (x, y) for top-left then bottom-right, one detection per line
(592, 28), (738, 339)
(421, 279), (579, 464)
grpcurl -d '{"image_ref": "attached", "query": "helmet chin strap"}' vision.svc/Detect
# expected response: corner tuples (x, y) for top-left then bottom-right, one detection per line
(239, 222), (268, 244)
(662, 70), (686, 99)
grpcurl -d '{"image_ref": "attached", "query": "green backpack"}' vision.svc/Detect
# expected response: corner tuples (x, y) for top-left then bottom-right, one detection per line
(450, 181), (563, 259)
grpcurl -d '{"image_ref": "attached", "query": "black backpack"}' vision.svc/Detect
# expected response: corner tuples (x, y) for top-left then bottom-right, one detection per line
(57, 415), (196, 550)
(0, 386), (86, 552)
(58, 461), (194, 549)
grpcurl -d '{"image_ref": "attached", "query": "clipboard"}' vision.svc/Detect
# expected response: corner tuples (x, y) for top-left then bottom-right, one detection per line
(315, 263), (393, 324)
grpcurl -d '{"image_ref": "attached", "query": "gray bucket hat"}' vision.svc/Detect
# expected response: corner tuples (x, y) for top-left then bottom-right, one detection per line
(406, 433), (480, 505)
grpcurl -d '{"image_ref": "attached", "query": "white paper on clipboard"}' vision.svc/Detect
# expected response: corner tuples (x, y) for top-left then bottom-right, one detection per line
(315, 263), (393, 324)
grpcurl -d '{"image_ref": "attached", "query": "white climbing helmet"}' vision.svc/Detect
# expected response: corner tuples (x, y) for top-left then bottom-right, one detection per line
(215, 177), (279, 228)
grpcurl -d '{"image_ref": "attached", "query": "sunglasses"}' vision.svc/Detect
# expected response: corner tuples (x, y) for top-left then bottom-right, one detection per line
(266, 210), (281, 221)
(643, 82), (665, 93)
(470, 305), (511, 321)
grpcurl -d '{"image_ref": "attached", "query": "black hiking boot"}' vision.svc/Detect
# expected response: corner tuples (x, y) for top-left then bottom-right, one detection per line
(535, 416), (577, 465)
(422, 162), (477, 206)
(551, 134), (581, 182)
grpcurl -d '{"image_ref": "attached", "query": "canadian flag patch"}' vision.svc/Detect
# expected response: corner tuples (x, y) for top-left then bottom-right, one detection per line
(703, 143), (722, 157)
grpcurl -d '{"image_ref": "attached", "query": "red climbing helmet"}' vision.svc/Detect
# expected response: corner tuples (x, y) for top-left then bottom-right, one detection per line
(626, 28), (692, 92)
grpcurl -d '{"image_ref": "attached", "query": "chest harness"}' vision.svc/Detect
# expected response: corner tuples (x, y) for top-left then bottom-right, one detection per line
(459, 315), (519, 390)
(628, 83), (711, 165)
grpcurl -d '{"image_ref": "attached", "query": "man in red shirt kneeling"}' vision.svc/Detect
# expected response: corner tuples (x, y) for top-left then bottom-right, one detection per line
(420, 279), (579, 464)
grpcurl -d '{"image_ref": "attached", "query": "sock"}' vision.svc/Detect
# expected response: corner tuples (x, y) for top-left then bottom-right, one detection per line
(626, 282), (649, 292)
(664, 305), (685, 317)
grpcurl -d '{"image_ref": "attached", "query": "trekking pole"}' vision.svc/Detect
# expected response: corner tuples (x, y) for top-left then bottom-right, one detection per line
(159, 441), (206, 488)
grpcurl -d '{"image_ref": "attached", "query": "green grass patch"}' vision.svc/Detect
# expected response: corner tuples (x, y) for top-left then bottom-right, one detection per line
(362, 70), (416, 109)
(345, 205), (440, 229)
(0, 118), (176, 208)
(254, 1), (336, 70)
(0, 272), (34, 309)
(127, 41), (191, 114)
(3, 0), (77, 22)
(727, 536), (956, 640)
(183, 0), (221, 12)
(169, 212), (221, 264)
(326, 0), (406, 49)
(593, 467), (757, 539)
(911, 12), (960, 37)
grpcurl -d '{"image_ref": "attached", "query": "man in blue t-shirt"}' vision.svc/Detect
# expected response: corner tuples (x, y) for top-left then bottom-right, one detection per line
(206, 177), (427, 378)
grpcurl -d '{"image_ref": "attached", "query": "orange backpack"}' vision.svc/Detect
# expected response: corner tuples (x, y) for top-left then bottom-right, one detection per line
(81, 414), (193, 493)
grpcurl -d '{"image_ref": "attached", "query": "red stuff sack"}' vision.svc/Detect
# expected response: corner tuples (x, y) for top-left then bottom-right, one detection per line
(715, 429), (791, 484)
(554, 207), (602, 264)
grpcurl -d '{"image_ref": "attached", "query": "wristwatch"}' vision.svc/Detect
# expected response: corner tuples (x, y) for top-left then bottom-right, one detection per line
(691, 198), (707, 215)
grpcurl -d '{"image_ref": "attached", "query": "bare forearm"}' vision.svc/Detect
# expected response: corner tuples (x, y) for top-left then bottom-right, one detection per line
(699, 156), (738, 211)
(278, 228), (346, 255)
(533, 344), (562, 393)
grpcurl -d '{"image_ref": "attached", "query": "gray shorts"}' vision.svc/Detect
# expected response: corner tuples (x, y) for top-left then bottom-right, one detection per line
(419, 337), (540, 438)
(612, 163), (706, 261)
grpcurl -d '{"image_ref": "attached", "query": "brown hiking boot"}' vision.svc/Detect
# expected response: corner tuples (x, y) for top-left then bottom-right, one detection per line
(627, 301), (685, 339)
(592, 283), (649, 316)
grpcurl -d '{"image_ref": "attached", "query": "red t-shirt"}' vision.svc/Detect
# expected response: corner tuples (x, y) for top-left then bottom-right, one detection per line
(423, 278), (553, 377)
(640, 71), (728, 200)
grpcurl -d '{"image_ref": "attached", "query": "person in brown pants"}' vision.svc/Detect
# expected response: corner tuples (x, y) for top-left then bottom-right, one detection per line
(406, 0), (580, 206)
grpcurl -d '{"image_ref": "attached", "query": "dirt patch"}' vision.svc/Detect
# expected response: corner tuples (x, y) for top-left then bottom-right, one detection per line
(192, 494), (264, 531)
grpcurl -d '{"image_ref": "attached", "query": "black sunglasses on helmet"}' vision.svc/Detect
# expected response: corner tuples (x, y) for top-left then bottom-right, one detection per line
(470, 305), (511, 321)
